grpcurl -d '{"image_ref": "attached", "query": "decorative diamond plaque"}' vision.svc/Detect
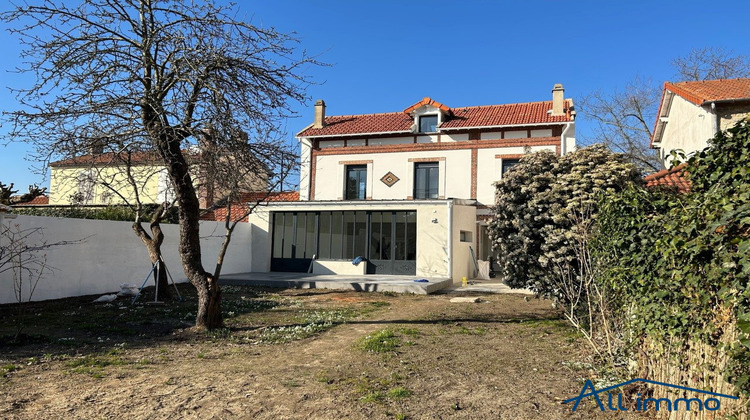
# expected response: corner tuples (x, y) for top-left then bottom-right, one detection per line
(380, 171), (400, 187)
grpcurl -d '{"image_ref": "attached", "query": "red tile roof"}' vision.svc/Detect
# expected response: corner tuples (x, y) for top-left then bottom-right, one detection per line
(240, 191), (299, 202)
(403, 97), (451, 114)
(665, 78), (750, 106)
(297, 98), (573, 138)
(644, 164), (690, 193)
(200, 191), (299, 222)
(22, 195), (50, 206)
(50, 151), (164, 167)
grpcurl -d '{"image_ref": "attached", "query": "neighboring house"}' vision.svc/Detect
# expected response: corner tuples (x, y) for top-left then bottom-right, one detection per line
(651, 78), (750, 166)
(48, 149), (268, 208)
(10, 195), (49, 206)
(247, 84), (576, 282)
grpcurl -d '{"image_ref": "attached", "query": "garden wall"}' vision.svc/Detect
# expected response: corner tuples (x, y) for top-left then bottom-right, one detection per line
(0, 215), (253, 304)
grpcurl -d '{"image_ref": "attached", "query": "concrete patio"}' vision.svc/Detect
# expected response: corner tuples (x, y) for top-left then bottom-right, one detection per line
(219, 272), (453, 294)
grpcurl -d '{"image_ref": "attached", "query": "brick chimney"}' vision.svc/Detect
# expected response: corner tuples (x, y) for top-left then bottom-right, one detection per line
(551, 84), (565, 116)
(313, 99), (326, 129)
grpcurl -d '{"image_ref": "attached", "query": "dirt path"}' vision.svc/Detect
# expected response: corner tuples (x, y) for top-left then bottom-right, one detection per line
(1, 291), (619, 419)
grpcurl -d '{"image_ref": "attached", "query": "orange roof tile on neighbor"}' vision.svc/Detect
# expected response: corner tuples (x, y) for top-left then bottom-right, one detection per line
(240, 191), (299, 202)
(200, 191), (299, 222)
(9, 195), (50, 206)
(644, 164), (690, 193)
(50, 151), (163, 167)
(665, 78), (750, 106)
(24, 195), (50, 205)
(297, 99), (573, 138)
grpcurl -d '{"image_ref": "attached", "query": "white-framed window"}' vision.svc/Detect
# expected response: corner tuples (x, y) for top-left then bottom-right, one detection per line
(413, 162), (439, 199)
(418, 114), (438, 133)
(157, 169), (176, 203)
(501, 158), (521, 176)
(345, 165), (367, 200)
(76, 170), (96, 204)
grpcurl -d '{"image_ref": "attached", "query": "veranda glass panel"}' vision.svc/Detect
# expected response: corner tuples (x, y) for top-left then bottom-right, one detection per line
(344, 212), (355, 259)
(370, 212), (382, 260)
(394, 211), (406, 260)
(272, 213), (284, 258)
(282, 212), (294, 258)
(354, 211), (367, 257)
(304, 212), (316, 258)
(330, 211), (343, 259)
(318, 211), (331, 259)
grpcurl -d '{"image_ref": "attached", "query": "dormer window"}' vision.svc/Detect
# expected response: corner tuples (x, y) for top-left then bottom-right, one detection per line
(419, 115), (438, 133)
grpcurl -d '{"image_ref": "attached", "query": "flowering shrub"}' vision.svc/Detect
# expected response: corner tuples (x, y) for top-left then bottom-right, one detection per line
(489, 144), (641, 296)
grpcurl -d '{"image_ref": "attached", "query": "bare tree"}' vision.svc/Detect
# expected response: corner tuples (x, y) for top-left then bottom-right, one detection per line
(672, 47), (750, 81)
(0, 182), (46, 205)
(3, 0), (315, 329)
(1, 220), (80, 341)
(580, 78), (662, 172)
(204, 128), (299, 292)
(581, 47), (750, 172)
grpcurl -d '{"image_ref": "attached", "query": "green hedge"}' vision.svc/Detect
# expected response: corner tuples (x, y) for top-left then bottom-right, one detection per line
(12, 204), (179, 224)
(595, 119), (750, 398)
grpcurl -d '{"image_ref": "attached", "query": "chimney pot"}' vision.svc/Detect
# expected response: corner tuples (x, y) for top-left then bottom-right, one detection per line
(551, 84), (565, 116)
(314, 99), (326, 129)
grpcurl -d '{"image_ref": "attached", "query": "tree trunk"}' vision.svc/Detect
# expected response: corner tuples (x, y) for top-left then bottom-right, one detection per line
(153, 130), (223, 330)
(195, 274), (222, 328)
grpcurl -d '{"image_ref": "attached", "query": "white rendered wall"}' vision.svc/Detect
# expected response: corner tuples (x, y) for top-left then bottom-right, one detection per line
(0, 216), (253, 304)
(475, 145), (557, 206)
(659, 95), (715, 166)
(314, 149), (472, 201)
(451, 203), (478, 283)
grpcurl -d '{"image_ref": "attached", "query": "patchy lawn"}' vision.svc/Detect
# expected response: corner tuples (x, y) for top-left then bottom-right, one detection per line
(0, 285), (629, 419)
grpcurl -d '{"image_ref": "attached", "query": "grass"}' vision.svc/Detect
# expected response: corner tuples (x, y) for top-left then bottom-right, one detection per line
(387, 387), (411, 399)
(358, 329), (400, 353)
(2, 364), (21, 375)
(65, 349), (129, 378)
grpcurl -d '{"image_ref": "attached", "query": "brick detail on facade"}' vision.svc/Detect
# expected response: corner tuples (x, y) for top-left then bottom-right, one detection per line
(338, 159), (373, 165)
(494, 153), (525, 159)
(408, 156), (447, 162)
(315, 137), (561, 156)
(470, 148), (478, 199)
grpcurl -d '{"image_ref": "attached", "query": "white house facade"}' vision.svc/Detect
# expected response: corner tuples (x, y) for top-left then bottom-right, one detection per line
(248, 85), (576, 282)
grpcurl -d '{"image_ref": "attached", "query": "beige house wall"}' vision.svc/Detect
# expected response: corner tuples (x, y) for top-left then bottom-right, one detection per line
(50, 161), (268, 207)
(49, 164), (165, 205)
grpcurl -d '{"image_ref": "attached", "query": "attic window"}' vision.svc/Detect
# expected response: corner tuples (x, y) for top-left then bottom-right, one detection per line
(419, 115), (438, 133)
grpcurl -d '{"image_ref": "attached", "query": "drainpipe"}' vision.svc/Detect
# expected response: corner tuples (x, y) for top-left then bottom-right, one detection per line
(560, 122), (573, 156)
(710, 102), (720, 135)
(446, 199), (453, 281)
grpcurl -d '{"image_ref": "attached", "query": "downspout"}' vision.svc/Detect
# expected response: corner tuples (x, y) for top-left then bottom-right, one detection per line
(710, 102), (720, 135)
(299, 138), (313, 200)
(560, 122), (573, 155)
(447, 199), (453, 280)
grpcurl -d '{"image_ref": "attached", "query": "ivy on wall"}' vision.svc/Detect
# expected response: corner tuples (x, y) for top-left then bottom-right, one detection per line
(596, 119), (750, 398)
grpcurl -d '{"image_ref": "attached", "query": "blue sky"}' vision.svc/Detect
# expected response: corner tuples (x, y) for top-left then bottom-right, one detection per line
(1, 0), (749, 190)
